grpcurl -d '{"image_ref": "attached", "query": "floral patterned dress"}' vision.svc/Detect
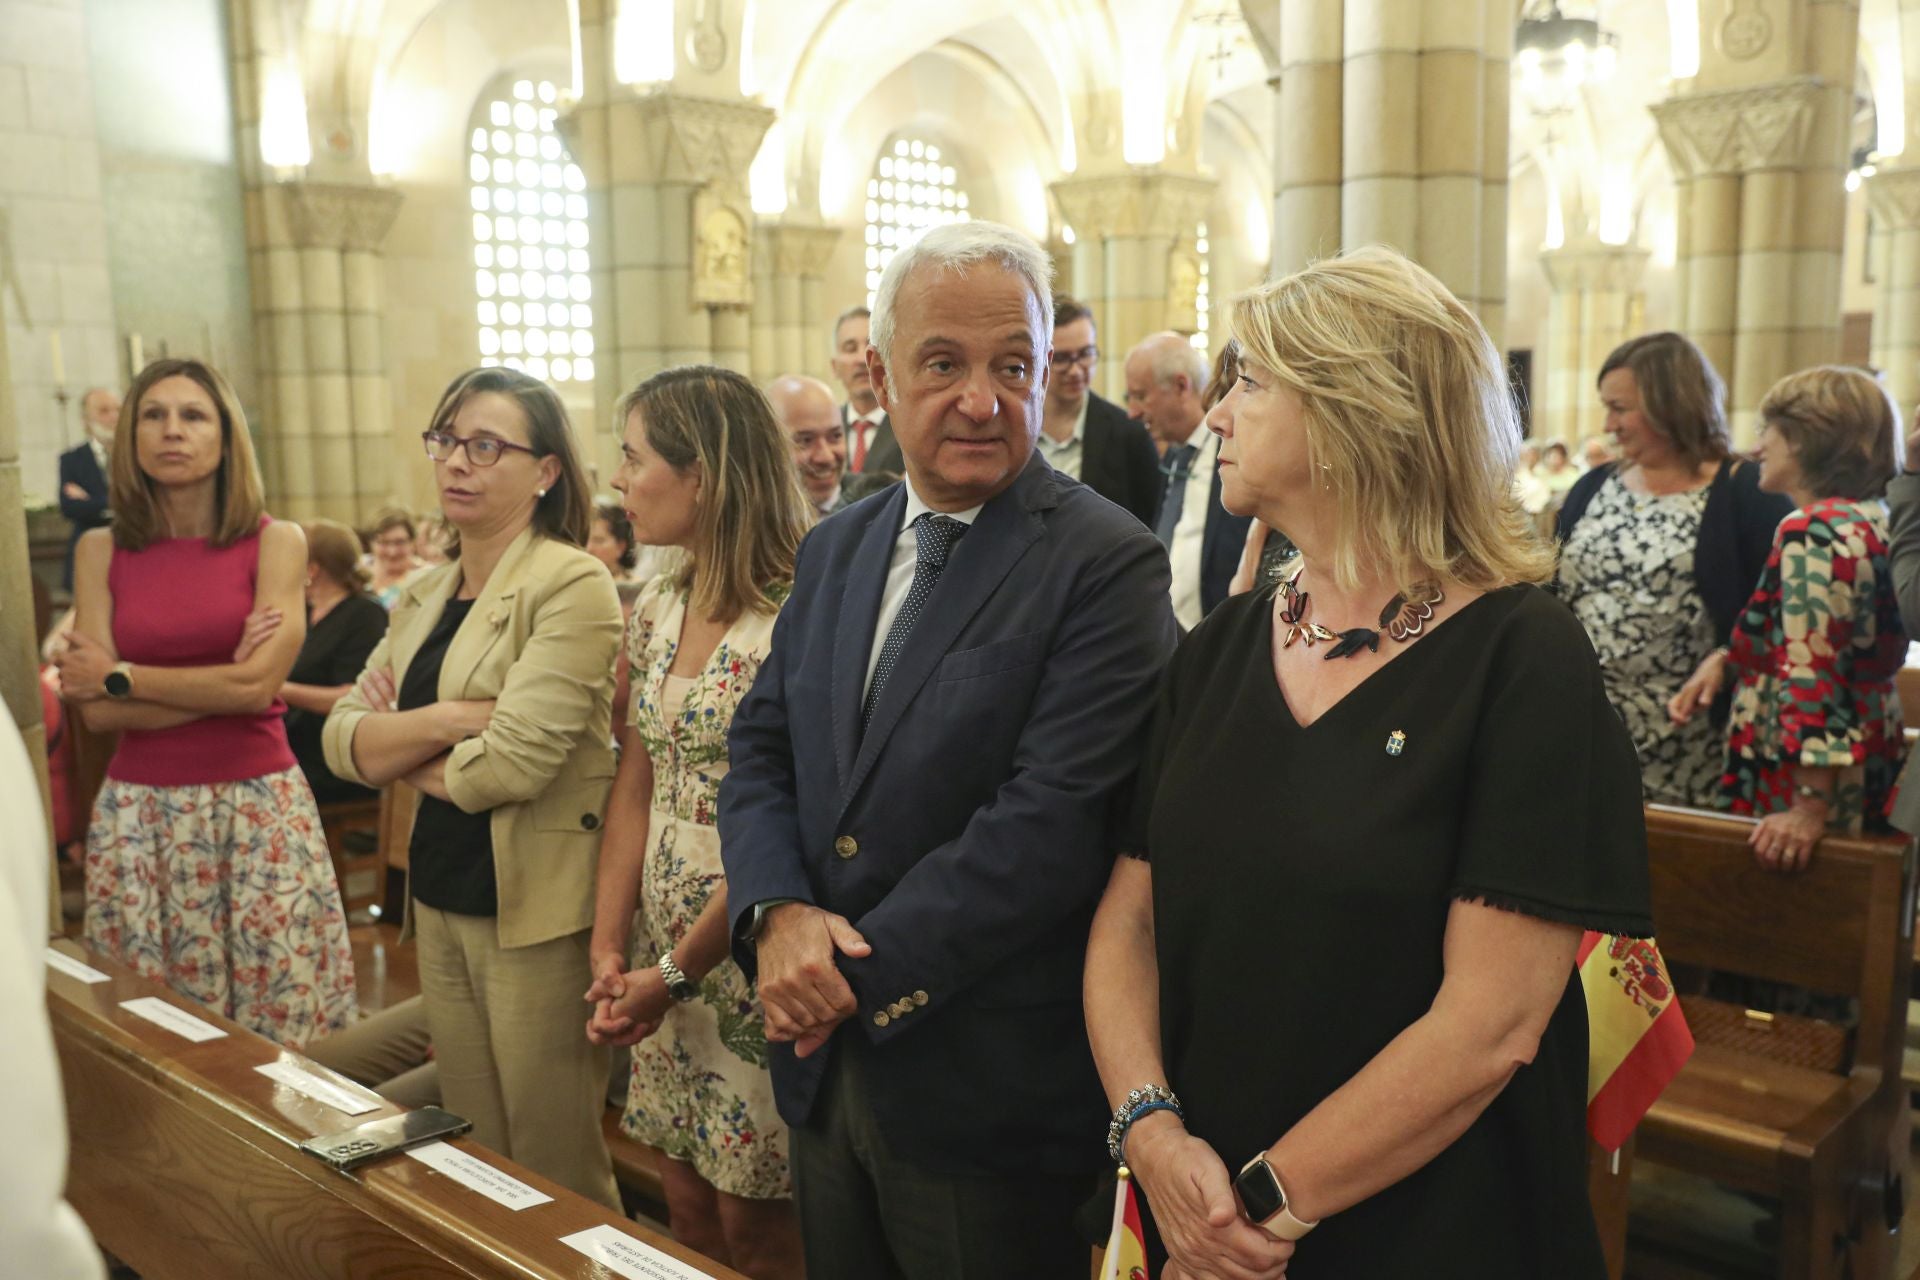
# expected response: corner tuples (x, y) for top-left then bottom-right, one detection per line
(619, 574), (791, 1199)
(1555, 474), (1725, 808)
(1721, 498), (1907, 831)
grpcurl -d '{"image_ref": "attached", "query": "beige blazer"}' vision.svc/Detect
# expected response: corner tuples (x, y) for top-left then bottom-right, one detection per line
(323, 528), (622, 948)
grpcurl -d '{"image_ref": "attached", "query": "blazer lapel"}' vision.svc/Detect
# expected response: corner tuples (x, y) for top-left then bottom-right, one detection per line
(842, 455), (1055, 810)
(832, 487), (907, 792)
(440, 526), (539, 700)
(387, 562), (461, 691)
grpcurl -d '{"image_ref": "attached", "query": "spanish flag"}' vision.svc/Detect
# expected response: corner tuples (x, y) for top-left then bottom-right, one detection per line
(1579, 931), (1694, 1151)
(1099, 1166), (1151, 1280)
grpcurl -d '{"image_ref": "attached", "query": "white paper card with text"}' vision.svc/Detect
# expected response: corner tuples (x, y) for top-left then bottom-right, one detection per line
(559, 1225), (718, 1279)
(254, 1060), (383, 1116)
(405, 1142), (554, 1210)
(45, 949), (110, 984)
(120, 997), (227, 1042)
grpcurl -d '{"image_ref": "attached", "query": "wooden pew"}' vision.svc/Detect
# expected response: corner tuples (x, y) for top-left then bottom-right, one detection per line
(317, 794), (383, 914)
(1634, 805), (1914, 1280)
(48, 939), (743, 1280)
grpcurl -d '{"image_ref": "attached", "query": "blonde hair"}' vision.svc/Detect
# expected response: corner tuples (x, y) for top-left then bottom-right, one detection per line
(111, 358), (266, 551)
(1759, 365), (1902, 500)
(304, 518), (372, 591)
(617, 365), (811, 621)
(1227, 246), (1553, 592)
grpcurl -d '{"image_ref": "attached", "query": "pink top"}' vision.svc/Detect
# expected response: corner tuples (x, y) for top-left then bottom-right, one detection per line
(106, 521), (296, 787)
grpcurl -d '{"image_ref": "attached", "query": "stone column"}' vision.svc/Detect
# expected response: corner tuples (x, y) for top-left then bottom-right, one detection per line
(750, 222), (841, 382)
(563, 88), (773, 408)
(1268, 0), (1510, 344)
(1654, 76), (1846, 442)
(1536, 240), (1650, 444)
(1050, 172), (1216, 402)
(1867, 167), (1920, 417)
(245, 181), (403, 521)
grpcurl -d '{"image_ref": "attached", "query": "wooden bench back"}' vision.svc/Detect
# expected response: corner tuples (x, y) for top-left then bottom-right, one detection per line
(47, 941), (742, 1280)
(1644, 804), (1913, 1075)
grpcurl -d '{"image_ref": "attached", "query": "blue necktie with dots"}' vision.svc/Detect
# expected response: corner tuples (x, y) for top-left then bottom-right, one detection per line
(863, 513), (968, 729)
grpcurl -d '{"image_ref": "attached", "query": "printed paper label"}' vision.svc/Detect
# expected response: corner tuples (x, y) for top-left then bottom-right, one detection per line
(405, 1142), (554, 1210)
(255, 1060), (383, 1116)
(120, 997), (226, 1042)
(46, 949), (110, 984)
(559, 1225), (719, 1279)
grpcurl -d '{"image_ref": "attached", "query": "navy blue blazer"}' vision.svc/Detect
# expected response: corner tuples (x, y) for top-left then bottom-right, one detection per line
(719, 451), (1177, 1176)
(57, 441), (110, 589)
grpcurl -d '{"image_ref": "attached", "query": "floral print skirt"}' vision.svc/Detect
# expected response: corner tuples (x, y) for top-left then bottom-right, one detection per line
(84, 767), (358, 1047)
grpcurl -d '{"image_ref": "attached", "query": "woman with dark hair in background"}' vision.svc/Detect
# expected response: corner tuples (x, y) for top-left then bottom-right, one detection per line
(56, 358), (356, 1046)
(1554, 332), (1792, 807)
(281, 519), (388, 805)
(366, 507), (425, 608)
(323, 366), (624, 1207)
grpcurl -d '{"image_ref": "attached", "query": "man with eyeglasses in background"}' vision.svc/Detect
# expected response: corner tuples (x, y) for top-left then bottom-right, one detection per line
(1038, 298), (1162, 526)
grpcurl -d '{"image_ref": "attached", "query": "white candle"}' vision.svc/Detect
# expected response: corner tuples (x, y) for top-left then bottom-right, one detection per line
(48, 330), (64, 386)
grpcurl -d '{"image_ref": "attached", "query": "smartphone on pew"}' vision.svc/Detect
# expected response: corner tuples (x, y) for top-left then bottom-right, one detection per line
(300, 1106), (474, 1170)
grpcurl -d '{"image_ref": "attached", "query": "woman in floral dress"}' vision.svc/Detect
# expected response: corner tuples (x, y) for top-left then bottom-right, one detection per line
(55, 358), (355, 1046)
(1672, 365), (1908, 869)
(585, 366), (812, 1279)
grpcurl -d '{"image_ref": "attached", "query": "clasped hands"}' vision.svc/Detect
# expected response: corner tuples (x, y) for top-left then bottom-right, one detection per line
(583, 952), (672, 1047)
(754, 901), (872, 1058)
(1125, 1114), (1295, 1280)
(56, 605), (283, 700)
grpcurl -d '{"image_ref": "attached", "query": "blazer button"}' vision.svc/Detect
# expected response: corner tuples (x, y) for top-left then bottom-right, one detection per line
(890, 1000), (909, 1017)
(872, 1010), (891, 1028)
(834, 835), (858, 859)
(912, 990), (929, 1006)
(581, 813), (600, 831)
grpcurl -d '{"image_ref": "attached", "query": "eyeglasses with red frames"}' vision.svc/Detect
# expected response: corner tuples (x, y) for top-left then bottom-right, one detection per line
(421, 430), (540, 467)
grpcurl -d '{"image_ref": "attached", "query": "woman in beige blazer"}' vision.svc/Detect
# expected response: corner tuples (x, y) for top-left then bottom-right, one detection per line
(323, 367), (622, 1207)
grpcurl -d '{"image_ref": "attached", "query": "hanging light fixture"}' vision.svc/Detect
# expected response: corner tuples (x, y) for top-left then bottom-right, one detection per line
(1515, 1), (1620, 117)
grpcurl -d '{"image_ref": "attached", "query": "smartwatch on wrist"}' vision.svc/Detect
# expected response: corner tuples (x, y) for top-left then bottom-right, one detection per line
(658, 952), (700, 1002)
(103, 661), (134, 700)
(1233, 1154), (1318, 1241)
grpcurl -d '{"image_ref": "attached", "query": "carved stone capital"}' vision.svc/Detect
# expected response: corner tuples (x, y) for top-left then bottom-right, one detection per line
(632, 92), (775, 186)
(1049, 172), (1217, 241)
(1867, 166), (1920, 230)
(760, 223), (842, 278)
(1539, 240), (1651, 294)
(1651, 76), (1824, 179)
(283, 182), (404, 252)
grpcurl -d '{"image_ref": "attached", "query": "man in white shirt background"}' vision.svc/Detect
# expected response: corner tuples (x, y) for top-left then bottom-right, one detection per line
(830, 306), (902, 488)
(1125, 332), (1250, 628)
(767, 374), (850, 518)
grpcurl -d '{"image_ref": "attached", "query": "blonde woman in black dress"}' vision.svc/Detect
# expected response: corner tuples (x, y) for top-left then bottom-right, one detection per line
(1084, 248), (1653, 1279)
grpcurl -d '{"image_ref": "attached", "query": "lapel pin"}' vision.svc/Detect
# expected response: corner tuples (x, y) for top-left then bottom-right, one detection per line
(1386, 729), (1406, 757)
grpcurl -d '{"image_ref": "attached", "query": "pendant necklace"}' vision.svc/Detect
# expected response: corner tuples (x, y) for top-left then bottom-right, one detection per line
(1276, 569), (1445, 661)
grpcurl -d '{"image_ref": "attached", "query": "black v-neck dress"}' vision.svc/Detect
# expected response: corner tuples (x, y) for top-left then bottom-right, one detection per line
(1123, 583), (1653, 1277)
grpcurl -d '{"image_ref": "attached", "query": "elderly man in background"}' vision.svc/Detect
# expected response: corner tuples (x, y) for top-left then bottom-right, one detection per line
(721, 220), (1177, 1276)
(58, 387), (120, 591)
(1125, 332), (1251, 627)
(768, 374), (850, 518)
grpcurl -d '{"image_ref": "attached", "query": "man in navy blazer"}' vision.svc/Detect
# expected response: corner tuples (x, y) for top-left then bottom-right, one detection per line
(57, 388), (121, 590)
(719, 222), (1177, 1276)
(1126, 333), (1251, 627)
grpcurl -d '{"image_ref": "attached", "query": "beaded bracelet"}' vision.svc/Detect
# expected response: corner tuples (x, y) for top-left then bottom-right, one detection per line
(1106, 1085), (1183, 1164)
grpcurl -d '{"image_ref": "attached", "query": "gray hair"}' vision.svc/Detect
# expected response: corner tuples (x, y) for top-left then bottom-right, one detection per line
(869, 221), (1054, 378)
(1131, 331), (1210, 397)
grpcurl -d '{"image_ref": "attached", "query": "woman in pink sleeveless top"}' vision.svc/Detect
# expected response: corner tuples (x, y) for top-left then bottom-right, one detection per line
(55, 359), (356, 1047)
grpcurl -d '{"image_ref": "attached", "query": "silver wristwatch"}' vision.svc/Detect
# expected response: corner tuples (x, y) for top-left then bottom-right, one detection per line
(658, 952), (699, 1002)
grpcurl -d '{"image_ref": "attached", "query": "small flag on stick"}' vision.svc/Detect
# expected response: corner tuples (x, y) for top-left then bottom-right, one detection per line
(1579, 931), (1694, 1151)
(1099, 1165), (1151, 1280)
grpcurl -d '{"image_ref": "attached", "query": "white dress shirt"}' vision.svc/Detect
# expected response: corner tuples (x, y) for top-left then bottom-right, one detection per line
(864, 477), (985, 699)
(0, 707), (107, 1280)
(1036, 395), (1089, 480)
(1168, 419), (1215, 629)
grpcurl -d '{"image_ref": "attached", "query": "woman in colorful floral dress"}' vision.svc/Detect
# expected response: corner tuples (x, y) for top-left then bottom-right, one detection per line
(55, 358), (356, 1046)
(1671, 365), (1908, 869)
(584, 366), (811, 1279)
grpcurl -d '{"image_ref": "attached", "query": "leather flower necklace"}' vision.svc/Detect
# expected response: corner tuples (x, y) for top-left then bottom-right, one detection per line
(1277, 568), (1445, 661)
